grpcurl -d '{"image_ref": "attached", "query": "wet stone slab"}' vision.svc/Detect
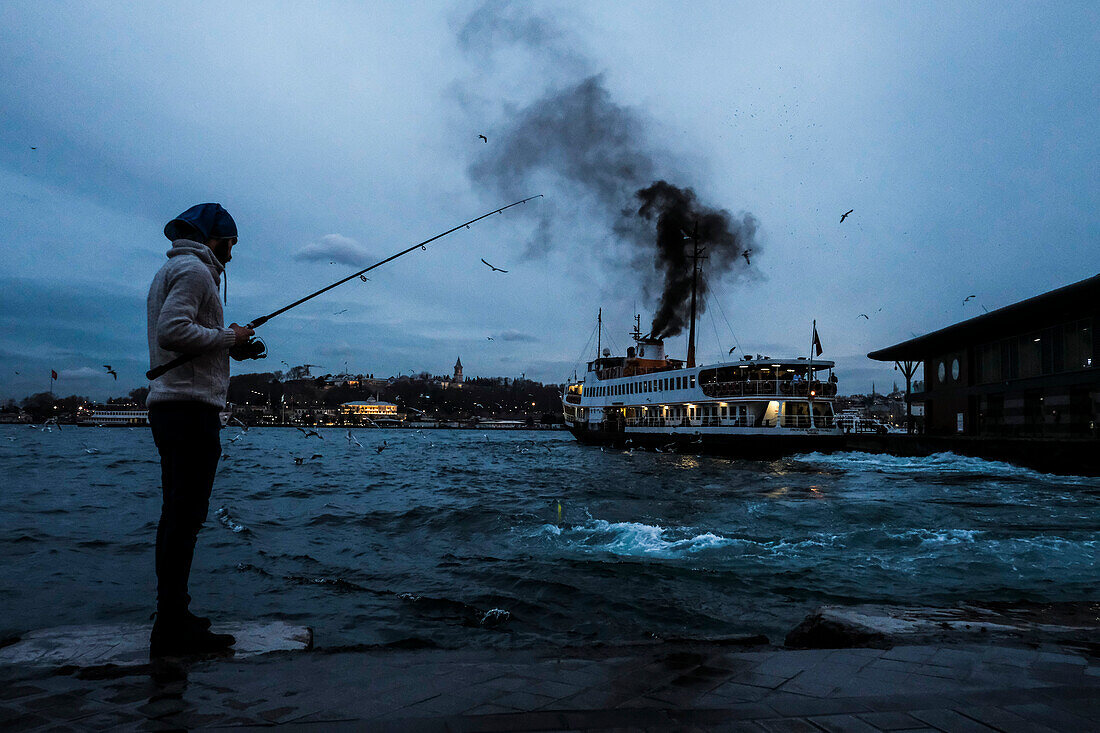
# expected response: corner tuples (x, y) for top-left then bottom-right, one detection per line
(0, 621), (312, 669)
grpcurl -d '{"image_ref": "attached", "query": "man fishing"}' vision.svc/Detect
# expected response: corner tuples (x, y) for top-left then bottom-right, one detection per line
(145, 203), (254, 657)
(140, 194), (539, 657)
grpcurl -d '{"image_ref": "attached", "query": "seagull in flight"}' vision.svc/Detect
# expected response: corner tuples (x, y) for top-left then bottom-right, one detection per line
(963, 294), (976, 303)
(858, 313), (869, 320)
(481, 259), (508, 273)
(296, 427), (324, 440)
(728, 346), (738, 355)
(345, 429), (362, 447)
(103, 365), (117, 380)
(230, 416), (249, 432)
(333, 309), (348, 315)
(741, 249), (752, 265)
(359, 275), (370, 282)
(478, 134), (488, 143)
(486, 336), (494, 341)
(376, 440), (388, 454)
(840, 209), (854, 223)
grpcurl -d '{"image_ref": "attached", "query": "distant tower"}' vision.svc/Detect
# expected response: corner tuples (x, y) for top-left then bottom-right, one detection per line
(453, 356), (464, 386)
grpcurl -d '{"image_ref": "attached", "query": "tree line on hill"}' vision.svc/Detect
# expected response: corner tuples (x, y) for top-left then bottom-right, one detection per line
(226, 372), (565, 422)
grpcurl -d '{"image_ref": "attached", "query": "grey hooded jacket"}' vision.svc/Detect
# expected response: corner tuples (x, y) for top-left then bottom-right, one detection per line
(146, 240), (237, 408)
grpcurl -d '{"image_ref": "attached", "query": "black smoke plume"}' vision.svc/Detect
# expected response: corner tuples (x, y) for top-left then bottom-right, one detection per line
(460, 4), (759, 338)
(636, 182), (757, 338)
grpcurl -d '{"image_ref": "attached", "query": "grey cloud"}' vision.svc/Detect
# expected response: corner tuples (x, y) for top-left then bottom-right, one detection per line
(497, 330), (537, 342)
(58, 366), (105, 380)
(294, 235), (374, 267)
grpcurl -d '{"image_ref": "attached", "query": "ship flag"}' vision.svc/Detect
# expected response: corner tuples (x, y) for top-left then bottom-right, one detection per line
(812, 324), (823, 357)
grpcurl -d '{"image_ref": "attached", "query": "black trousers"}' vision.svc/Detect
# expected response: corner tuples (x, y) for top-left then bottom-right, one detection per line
(149, 402), (222, 616)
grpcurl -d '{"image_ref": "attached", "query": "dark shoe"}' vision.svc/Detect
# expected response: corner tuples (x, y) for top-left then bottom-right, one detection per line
(151, 609), (212, 631)
(184, 610), (213, 631)
(150, 619), (236, 658)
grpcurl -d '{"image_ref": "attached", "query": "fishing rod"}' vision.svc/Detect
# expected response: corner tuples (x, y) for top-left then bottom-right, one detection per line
(147, 194), (543, 381)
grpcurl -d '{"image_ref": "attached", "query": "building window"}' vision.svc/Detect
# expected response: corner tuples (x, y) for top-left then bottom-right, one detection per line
(937, 361), (946, 383)
(977, 342), (1000, 383)
(951, 358), (960, 380)
(1066, 319), (1093, 369)
(1019, 332), (1042, 378)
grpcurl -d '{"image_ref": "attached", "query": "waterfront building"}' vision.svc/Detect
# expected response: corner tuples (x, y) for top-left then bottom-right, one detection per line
(868, 273), (1099, 437)
(453, 357), (464, 386)
(340, 398), (398, 418)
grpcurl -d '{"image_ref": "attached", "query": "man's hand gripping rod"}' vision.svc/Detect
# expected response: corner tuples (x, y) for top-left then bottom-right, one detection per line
(146, 195), (543, 381)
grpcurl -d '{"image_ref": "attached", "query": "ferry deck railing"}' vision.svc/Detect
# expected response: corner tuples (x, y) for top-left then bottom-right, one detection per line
(622, 413), (837, 430)
(626, 415), (756, 429)
(699, 380), (838, 399)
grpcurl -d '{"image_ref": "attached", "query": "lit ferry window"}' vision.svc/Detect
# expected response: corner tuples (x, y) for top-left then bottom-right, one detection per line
(690, 375), (696, 387)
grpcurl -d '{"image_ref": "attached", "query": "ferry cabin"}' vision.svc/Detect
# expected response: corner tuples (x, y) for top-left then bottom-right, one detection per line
(80, 408), (150, 426)
(563, 337), (841, 452)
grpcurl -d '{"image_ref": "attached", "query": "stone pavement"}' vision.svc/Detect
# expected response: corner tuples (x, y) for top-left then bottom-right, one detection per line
(0, 639), (1096, 731)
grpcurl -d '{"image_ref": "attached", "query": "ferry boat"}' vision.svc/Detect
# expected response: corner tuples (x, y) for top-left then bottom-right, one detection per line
(78, 407), (149, 427)
(562, 312), (844, 456)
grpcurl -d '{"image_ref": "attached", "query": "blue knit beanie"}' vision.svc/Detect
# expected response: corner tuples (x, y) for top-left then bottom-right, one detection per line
(164, 203), (237, 242)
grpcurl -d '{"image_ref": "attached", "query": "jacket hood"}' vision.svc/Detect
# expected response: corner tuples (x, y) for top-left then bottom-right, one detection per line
(164, 203), (237, 242)
(167, 239), (225, 280)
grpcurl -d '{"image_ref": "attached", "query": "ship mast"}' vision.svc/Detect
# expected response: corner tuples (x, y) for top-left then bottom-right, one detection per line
(596, 308), (602, 358)
(686, 223), (704, 369)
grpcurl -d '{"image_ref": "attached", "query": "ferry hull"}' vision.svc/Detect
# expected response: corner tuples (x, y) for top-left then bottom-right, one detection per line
(567, 422), (845, 457)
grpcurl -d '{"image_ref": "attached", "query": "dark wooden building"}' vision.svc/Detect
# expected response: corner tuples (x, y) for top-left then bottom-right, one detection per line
(868, 274), (1098, 438)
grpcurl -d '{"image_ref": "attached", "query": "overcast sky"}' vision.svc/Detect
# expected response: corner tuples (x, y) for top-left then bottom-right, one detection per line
(1, 1), (1097, 401)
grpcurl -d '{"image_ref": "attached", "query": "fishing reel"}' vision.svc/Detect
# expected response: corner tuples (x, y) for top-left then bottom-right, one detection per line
(232, 336), (268, 362)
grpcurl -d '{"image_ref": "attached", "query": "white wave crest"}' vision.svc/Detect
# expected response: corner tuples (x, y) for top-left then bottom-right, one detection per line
(540, 519), (733, 558)
(793, 451), (1098, 483)
(887, 528), (983, 545)
(215, 506), (247, 533)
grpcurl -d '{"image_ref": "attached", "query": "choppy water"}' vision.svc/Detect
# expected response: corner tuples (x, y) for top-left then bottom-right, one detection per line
(2, 425), (1097, 649)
